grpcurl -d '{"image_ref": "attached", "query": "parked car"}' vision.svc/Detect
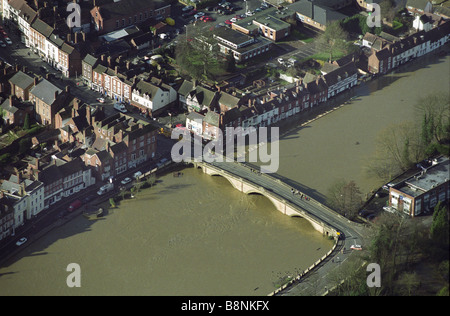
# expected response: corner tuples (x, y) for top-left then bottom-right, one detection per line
(134, 171), (143, 178)
(97, 183), (114, 195)
(114, 102), (127, 113)
(16, 237), (27, 246)
(182, 5), (194, 12)
(4, 37), (12, 45)
(121, 177), (132, 185)
(225, 19), (232, 25)
(0, 40), (6, 48)
(83, 195), (96, 203)
(40, 66), (49, 73)
(96, 97), (105, 103)
(68, 200), (82, 212)
(200, 16), (213, 22)
(194, 12), (205, 19)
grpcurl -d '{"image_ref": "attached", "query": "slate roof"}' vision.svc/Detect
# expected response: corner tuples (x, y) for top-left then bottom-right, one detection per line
(31, 18), (53, 38)
(288, 0), (347, 26)
(30, 79), (62, 105)
(9, 71), (34, 90)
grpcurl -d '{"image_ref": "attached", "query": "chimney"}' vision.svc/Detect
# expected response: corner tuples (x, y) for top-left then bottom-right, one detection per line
(14, 168), (21, 184)
(54, 90), (59, 99)
(86, 105), (91, 124)
(126, 61), (130, 70)
(34, 77), (39, 86)
(9, 95), (14, 107)
(74, 32), (78, 44)
(81, 32), (86, 42)
(65, 85), (70, 93)
(115, 65), (119, 75)
(107, 56), (112, 67)
(67, 33), (71, 43)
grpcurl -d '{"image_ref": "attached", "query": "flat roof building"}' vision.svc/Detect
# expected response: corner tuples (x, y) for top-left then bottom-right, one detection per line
(389, 157), (450, 217)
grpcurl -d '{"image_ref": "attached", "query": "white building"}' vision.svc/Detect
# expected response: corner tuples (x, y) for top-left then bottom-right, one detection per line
(0, 174), (45, 228)
(131, 79), (177, 114)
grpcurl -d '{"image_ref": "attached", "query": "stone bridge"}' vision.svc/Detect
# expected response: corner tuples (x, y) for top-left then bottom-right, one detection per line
(192, 160), (342, 238)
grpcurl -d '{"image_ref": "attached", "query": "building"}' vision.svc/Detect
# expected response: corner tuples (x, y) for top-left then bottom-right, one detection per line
(0, 96), (33, 127)
(213, 27), (272, 62)
(81, 54), (99, 88)
(288, 0), (347, 31)
(90, 0), (171, 34)
(86, 113), (158, 180)
(0, 192), (15, 241)
(323, 61), (358, 98)
(0, 171), (45, 223)
(9, 70), (35, 101)
(388, 157), (449, 217)
(30, 79), (74, 127)
(231, 6), (292, 42)
(177, 80), (218, 113)
(37, 157), (95, 209)
(131, 78), (177, 116)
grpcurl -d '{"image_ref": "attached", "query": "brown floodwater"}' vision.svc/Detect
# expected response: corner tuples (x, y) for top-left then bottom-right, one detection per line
(0, 53), (447, 296)
(0, 168), (333, 296)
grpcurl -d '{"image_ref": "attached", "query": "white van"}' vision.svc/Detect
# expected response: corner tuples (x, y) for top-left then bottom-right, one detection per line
(114, 102), (127, 113)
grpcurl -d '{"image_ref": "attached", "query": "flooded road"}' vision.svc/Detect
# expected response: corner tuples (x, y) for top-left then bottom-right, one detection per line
(0, 53), (447, 296)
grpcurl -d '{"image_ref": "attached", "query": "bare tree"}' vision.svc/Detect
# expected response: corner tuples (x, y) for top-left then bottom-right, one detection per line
(327, 179), (363, 219)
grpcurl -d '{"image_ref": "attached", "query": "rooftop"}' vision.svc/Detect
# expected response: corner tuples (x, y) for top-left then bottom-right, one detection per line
(394, 157), (450, 197)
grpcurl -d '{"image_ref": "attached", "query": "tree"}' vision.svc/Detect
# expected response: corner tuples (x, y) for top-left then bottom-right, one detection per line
(415, 92), (450, 144)
(366, 121), (426, 182)
(175, 24), (222, 81)
(430, 202), (449, 251)
(316, 21), (349, 61)
(327, 179), (363, 219)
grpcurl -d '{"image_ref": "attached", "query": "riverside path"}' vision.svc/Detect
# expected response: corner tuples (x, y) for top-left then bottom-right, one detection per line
(194, 159), (368, 296)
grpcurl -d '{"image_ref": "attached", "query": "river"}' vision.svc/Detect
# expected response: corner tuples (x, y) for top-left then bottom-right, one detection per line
(0, 53), (448, 296)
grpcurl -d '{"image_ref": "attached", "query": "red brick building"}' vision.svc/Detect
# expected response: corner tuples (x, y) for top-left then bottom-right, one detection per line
(90, 0), (171, 34)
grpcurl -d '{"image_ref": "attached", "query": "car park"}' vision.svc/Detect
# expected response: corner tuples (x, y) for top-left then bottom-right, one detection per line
(16, 237), (27, 246)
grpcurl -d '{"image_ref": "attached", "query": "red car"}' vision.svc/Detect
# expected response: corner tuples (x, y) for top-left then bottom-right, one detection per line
(68, 200), (82, 212)
(201, 16), (213, 22)
(225, 19), (232, 25)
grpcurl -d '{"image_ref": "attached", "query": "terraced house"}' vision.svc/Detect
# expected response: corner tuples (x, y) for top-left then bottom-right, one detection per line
(86, 113), (158, 180)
